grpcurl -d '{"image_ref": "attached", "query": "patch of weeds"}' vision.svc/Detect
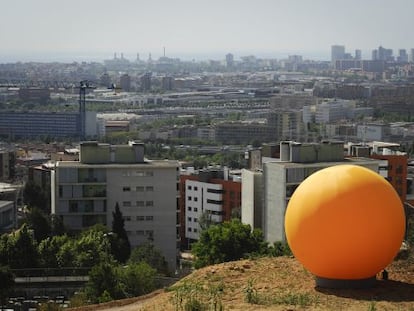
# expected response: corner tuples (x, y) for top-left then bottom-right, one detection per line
(273, 292), (314, 307)
(368, 301), (377, 311)
(170, 280), (225, 311)
(243, 279), (259, 304)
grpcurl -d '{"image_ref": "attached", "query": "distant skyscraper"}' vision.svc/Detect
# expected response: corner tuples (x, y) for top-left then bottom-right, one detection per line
(378, 46), (393, 61)
(398, 49), (408, 63)
(372, 49), (378, 60)
(331, 45), (345, 64)
(410, 49), (414, 63)
(140, 72), (152, 92)
(225, 53), (234, 68)
(120, 74), (131, 92)
(355, 49), (362, 60)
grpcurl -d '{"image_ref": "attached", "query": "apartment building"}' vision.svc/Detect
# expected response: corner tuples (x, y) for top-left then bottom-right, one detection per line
(179, 169), (241, 247)
(51, 141), (180, 271)
(0, 150), (16, 182)
(242, 141), (383, 243)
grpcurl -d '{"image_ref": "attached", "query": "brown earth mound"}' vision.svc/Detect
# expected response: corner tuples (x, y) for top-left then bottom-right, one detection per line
(79, 255), (414, 311)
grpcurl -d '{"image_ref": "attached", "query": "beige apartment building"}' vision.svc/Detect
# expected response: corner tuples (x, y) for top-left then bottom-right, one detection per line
(51, 141), (180, 271)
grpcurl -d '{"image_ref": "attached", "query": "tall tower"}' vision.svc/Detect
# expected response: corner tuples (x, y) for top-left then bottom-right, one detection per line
(355, 49), (362, 60)
(331, 45), (345, 64)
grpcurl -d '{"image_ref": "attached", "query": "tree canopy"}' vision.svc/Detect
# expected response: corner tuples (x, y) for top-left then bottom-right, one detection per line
(129, 243), (169, 275)
(111, 203), (131, 263)
(191, 219), (269, 268)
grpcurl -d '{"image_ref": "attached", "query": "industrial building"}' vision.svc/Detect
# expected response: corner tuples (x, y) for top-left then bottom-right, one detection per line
(0, 111), (97, 139)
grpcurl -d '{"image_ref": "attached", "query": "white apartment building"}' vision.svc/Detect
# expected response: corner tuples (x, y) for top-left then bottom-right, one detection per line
(242, 141), (383, 243)
(185, 180), (224, 240)
(315, 100), (355, 123)
(51, 141), (180, 271)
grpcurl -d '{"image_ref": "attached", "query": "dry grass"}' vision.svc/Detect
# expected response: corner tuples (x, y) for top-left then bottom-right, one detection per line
(80, 255), (414, 311)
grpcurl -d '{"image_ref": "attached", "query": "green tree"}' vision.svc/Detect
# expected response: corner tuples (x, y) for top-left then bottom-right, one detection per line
(23, 181), (49, 213)
(0, 265), (14, 309)
(38, 235), (71, 268)
(120, 262), (157, 297)
(192, 219), (268, 268)
(8, 224), (39, 268)
(49, 214), (66, 236)
(26, 208), (51, 242)
(128, 243), (169, 275)
(74, 226), (113, 267)
(111, 203), (131, 263)
(85, 262), (123, 303)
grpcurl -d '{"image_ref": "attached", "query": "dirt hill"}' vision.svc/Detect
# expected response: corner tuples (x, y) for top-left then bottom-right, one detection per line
(78, 255), (414, 311)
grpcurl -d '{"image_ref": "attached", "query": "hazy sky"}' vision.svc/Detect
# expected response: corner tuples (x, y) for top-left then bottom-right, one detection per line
(1, 0), (413, 61)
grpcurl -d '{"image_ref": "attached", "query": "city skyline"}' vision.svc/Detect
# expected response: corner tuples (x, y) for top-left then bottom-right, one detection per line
(1, 0), (413, 63)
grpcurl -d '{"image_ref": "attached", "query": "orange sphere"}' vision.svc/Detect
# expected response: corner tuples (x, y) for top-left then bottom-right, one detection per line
(285, 164), (405, 280)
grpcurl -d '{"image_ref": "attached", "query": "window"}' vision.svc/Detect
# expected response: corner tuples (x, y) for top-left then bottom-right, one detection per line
(188, 196), (192, 201)
(207, 199), (223, 205)
(136, 186), (144, 192)
(136, 216), (145, 221)
(146, 201), (154, 207)
(188, 185), (192, 190)
(146, 186), (154, 192)
(69, 201), (78, 213)
(145, 230), (154, 239)
(123, 216), (131, 221)
(194, 197), (198, 202)
(194, 228), (198, 233)
(194, 218), (198, 223)
(123, 186), (131, 192)
(146, 216), (154, 221)
(123, 201), (131, 207)
(188, 206), (192, 211)
(194, 207), (198, 212)
(188, 217), (192, 221)
(136, 201), (145, 207)
(194, 186), (198, 191)
(59, 186), (63, 198)
(188, 227), (192, 232)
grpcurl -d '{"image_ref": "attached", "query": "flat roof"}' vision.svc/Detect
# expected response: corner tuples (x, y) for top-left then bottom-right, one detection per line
(267, 157), (381, 169)
(56, 159), (179, 168)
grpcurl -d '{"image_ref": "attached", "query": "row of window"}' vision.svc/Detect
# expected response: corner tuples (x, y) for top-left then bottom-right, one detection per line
(187, 206), (198, 212)
(187, 217), (198, 222)
(187, 227), (198, 233)
(124, 215), (154, 221)
(123, 201), (154, 207)
(187, 196), (198, 202)
(187, 185), (198, 191)
(123, 186), (154, 192)
(122, 171), (154, 177)
(126, 230), (154, 238)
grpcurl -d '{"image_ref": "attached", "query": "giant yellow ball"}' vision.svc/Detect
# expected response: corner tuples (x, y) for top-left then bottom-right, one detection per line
(285, 164), (405, 280)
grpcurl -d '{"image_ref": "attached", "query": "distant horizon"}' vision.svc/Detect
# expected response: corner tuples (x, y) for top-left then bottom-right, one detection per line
(0, 47), (403, 64)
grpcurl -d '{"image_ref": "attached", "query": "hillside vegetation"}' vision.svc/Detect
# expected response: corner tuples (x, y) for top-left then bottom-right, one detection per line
(77, 255), (414, 311)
